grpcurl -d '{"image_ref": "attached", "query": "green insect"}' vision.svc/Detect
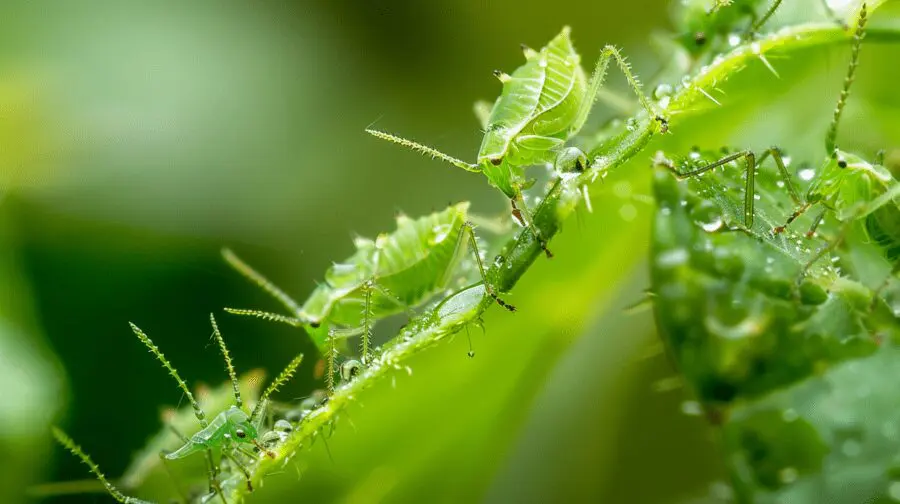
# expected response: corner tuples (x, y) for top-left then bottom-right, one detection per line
(53, 314), (303, 504)
(662, 5), (888, 276)
(223, 202), (513, 394)
(366, 26), (663, 257)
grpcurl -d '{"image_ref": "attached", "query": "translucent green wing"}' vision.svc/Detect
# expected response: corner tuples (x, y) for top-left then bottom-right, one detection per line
(477, 38), (549, 162)
(529, 27), (585, 136)
(301, 203), (470, 330)
(377, 203), (469, 304)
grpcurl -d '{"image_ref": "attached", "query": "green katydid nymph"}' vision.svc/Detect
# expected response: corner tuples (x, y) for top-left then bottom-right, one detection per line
(223, 202), (514, 394)
(53, 314), (303, 504)
(367, 26), (665, 257)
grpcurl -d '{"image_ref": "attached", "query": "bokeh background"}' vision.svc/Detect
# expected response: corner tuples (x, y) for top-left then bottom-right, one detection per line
(2, 0), (898, 503)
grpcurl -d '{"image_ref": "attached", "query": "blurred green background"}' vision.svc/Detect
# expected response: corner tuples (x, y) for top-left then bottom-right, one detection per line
(1, 0), (898, 503)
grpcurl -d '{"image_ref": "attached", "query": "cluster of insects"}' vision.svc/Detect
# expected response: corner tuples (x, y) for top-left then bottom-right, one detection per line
(48, 1), (897, 501)
(651, 3), (900, 500)
(658, 3), (894, 289)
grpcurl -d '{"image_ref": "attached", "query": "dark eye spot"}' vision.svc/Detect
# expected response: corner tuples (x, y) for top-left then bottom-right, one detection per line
(236, 429), (246, 439)
(838, 158), (848, 168)
(490, 158), (502, 166)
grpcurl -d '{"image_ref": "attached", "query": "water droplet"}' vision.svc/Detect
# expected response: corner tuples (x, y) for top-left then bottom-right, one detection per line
(691, 200), (724, 232)
(680, 400), (702, 416)
(778, 467), (798, 484)
(653, 83), (673, 100)
(430, 224), (452, 244)
(657, 248), (689, 269)
(799, 168), (816, 181)
(613, 181), (632, 198)
(274, 419), (293, 433)
(619, 204), (637, 222)
(776, 180), (785, 188)
(728, 33), (742, 47)
(889, 481), (900, 501)
(626, 117), (638, 132)
(689, 150), (701, 160)
(782, 155), (792, 167)
(841, 439), (862, 457)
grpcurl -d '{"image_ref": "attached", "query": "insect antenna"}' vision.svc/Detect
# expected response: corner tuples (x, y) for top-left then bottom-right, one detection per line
(825, 3), (867, 155)
(365, 129), (481, 173)
(251, 353), (304, 423)
(209, 313), (242, 409)
(51, 427), (153, 504)
(221, 248), (304, 316)
(129, 323), (209, 428)
(222, 308), (306, 327)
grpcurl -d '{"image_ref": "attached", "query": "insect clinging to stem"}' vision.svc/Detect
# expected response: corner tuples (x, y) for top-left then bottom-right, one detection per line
(53, 314), (303, 504)
(223, 202), (514, 395)
(366, 26), (665, 258)
(661, 5), (893, 279)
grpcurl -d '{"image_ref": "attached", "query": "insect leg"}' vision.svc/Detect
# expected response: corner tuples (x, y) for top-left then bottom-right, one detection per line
(326, 328), (337, 395)
(751, 0), (785, 33)
(365, 129), (481, 173)
(572, 45), (662, 136)
(459, 221), (516, 311)
(221, 450), (254, 493)
(162, 426), (223, 502)
(756, 147), (803, 206)
(209, 313), (242, 409)
(51, 427), (154, 504)
(658, 149), (758, 229)
(800, 220), (851, 277)
(361, 282), (374, 363)
(806, 209), (829, 238)
(511, 191), (553, 258)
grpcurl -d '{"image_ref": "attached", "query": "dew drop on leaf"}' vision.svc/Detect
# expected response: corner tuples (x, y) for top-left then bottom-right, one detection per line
(430, 224), (452, 244)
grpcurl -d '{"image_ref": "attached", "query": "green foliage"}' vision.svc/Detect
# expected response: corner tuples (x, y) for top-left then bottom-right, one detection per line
(27, 1), (900, 503)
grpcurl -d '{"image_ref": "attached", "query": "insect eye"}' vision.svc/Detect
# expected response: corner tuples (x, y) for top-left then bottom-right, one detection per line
(490, 158), (503, 166)
(837, 157), (848, 169)
(236, 429), (246, 439)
